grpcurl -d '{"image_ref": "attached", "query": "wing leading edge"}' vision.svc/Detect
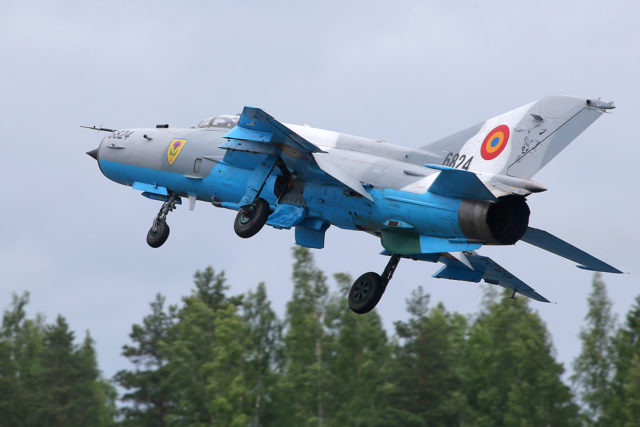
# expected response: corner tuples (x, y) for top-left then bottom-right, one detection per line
(223, 106), (374, 201)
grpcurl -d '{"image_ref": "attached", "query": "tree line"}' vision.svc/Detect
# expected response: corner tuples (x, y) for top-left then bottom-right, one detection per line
(0, 247), (638, 426)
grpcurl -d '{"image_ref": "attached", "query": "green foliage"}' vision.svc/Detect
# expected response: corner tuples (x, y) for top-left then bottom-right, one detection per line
(388, 287), (469, 426)
(13, 250), (640, 426)
(243, 282), (283, 426)
(0, 292), (115, 427)
(324, 273), (393, 426)
(35, 317), (111, 425)
(114, 293), (176, 426)
(603, 295), (640, 425)
(116, 267), (252, 426)
(192, 266), (242, 309)
(572, 273), (617, 425)
(0, 292), (41, 426)
(464, 291), (580, 426)
(278, 246), (332, 425)
(165, 300), (250, 425)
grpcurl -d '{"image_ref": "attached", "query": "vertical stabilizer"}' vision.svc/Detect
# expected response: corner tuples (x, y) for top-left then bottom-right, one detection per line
(421, 96), (612, 179)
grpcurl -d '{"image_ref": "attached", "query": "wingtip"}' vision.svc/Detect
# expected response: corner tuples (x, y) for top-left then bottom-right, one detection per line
(576, 264), (624, 274)
(530, 291), (551, 303)
(586, 99), (616, 110)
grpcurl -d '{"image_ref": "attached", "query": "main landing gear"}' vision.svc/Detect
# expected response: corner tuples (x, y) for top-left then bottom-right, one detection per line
(234, 198), (271, 238)
(233, 155), (289, 239)
(348, 254), (401, 314)
(146, 194), (178, 248)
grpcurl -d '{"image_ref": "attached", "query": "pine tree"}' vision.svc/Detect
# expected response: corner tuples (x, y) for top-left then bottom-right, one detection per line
(115, 293), (177, 426)
(620, 355), (640, 425)
(34, 315), (115, 426)
(0, 292), (43, 426)
(192, 266), (242, 309)
(243, 282), (283, 426)
(571, 273), (617, 425)
(203, 304), (251, 426)
(78, 333), (119, 425)
(279, 246), (331, 425)
(0, 293), (114, 426)
(116, 267), (251, 426)
(604, 295), (640, 425)
(162, 267), (251, 426)
(464, 291), (580, 426)
(164, 300), (250, 425)
(0, 333), (18, 425)
(323, 273), (392, 426)
(387, 286), (469, 426)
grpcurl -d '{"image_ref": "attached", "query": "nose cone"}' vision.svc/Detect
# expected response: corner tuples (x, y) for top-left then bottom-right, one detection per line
(86, 148), (98, 160)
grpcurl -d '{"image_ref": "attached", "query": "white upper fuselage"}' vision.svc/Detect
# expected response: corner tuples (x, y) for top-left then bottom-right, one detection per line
(285, 123), (443, 193)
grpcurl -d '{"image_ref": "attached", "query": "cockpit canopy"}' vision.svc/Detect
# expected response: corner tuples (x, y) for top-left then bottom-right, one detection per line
(195, 114), (239, 129)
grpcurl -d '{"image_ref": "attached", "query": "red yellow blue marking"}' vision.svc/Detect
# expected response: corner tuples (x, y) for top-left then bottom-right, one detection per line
(480, 125), (510, 160)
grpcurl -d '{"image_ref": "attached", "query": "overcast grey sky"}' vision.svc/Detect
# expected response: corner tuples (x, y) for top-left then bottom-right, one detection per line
(1, 1), (638, 381)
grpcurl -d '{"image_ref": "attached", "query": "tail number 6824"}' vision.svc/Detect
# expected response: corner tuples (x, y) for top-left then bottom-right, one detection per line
(443, 153), (473, 170)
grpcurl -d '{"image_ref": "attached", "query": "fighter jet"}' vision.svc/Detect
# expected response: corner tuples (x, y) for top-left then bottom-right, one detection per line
(86, 96), (622, 314)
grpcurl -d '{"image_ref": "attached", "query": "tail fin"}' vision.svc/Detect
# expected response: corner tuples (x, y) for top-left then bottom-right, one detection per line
(422, 96), (613, 179)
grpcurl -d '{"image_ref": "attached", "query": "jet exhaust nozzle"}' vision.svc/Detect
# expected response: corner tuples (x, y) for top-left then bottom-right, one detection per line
(86, 148), (98, 160)
(458, 195), (530, 245)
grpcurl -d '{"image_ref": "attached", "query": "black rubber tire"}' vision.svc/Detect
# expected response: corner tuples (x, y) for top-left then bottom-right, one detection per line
(234, 198), (271, 238)
(147, 221), (170, 248)
(348, 272), (385, 314)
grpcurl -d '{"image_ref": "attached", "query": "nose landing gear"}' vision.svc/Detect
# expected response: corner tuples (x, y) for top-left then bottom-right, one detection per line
(348, 254), (401, 314)
(146, 194), (179, 248)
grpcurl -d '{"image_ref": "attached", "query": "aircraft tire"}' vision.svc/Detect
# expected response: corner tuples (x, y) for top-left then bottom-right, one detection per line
(234, 198), (270, 238)
(147, 221), (170, 248)
(348, 272), (385, 314)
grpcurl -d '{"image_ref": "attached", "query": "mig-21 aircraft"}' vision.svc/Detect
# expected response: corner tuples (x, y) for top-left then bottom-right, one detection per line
(86, 96), (622, 314)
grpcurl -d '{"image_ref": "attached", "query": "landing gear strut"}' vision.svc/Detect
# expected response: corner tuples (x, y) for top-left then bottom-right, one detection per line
(348, 254), (401, 314)
(146, 194), (178, 248)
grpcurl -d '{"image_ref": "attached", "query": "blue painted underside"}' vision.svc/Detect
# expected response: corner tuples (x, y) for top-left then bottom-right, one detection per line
(433, 265), (484, 282)
(295, 224), (330, 249)
(419, 235), (481, 253)
(133, 181), (168, 195)
(267, 204), (306, 229)
(99, 158), (474, 248)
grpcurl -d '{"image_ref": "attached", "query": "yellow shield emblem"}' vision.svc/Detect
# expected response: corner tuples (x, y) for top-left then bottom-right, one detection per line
(167, 139), (186, 165)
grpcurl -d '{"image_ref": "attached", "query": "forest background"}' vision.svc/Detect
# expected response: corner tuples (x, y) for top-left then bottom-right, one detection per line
(1, 247), (638, 426)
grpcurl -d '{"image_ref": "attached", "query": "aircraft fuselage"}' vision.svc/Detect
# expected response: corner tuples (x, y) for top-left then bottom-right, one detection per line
(96, 124), (472, 250)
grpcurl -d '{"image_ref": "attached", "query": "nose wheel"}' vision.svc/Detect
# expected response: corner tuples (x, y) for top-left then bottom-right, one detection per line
(348, 254), (401, 314)
(147, 220), (170, 248)
(146, 194), (178, 248)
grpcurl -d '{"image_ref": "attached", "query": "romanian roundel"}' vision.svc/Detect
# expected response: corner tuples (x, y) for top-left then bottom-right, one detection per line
(480, 125), (510, 160)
